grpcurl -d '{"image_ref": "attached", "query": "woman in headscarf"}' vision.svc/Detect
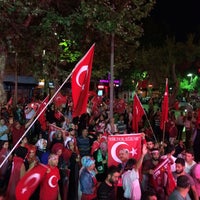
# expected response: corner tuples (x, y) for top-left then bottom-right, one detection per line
(64, 140), (80, 200)
(25, 144), (39, 171)
(79, 156), (97, 200)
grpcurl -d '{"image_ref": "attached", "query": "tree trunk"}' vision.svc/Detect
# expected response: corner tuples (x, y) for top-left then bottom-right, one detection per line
(169, 63), (179, 108)
(0, 45), (6, 105)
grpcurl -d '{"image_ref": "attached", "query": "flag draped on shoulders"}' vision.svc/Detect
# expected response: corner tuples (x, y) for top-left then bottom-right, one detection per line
(72, 44), (95, 118)
(132, 94), (145, 133)
(160, 78), (169, 130)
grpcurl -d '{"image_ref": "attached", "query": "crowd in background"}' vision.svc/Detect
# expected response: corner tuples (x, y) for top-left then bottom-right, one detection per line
(0, 96), (200, 200)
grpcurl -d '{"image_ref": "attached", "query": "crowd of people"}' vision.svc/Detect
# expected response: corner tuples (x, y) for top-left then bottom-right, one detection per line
(0, 95), (200, 200)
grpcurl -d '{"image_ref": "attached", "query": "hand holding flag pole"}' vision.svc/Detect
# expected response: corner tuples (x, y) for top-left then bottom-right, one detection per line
(0, 43), (95, 169)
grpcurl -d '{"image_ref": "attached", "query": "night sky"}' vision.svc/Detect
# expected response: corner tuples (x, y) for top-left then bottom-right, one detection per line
(143, 0), (200, 43)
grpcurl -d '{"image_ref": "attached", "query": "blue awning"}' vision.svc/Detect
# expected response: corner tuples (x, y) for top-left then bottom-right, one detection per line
(4, 75), (38, 85)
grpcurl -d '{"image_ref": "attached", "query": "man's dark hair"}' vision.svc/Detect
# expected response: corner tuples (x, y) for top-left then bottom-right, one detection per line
(185, 148), (194, 156)
(124, 158), (136, 171)
(175, 157), (185, 166)
(107, 165), (120, 176)
(165, 144), (175, 154)
(146, 137), (155, 144)
(141, 190), (157, 200)
(177, 175), (190, 188)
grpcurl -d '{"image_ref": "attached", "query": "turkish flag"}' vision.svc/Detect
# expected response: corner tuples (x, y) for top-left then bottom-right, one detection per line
(53, 92), (67, 107)
(107, 133), (142, 167)
(132, 94), (145, 132)
(16, 164), (48, 200)
(72, 44), (95, 118)
(160, 78), (169, 130)
(37, 95), (49, 130)
(152, 158), (176, 194)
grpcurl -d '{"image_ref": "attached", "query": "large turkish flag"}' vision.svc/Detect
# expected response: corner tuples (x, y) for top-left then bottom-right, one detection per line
(16, 164), (48, 200)
(71, 44), (95, 118)
(108, 133), (142, 167)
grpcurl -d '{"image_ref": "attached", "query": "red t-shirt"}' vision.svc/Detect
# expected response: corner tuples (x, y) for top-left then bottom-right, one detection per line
(39, 165), (60, 200)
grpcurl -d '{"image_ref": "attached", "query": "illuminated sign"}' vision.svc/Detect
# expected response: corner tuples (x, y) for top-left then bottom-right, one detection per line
(99, 79), (120, 84)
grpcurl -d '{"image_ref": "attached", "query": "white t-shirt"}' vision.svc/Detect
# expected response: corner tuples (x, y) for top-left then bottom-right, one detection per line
(122, 169), (141, 200)
(185, 160), (196, 174)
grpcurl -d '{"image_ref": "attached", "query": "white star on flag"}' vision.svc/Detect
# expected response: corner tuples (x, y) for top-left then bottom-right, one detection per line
(130, 147), (137, 157)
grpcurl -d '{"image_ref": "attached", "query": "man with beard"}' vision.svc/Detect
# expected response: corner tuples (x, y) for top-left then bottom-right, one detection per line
(142, 148), (174, 199)
(173, 157), (198, 200)
(142, 148), (161, 191)
(97, 165), (120, 200)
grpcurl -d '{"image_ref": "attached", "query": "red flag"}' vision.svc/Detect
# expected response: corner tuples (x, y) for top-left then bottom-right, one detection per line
(72, 44), (95, 118)
(107, 133), (142, 167)
(37, 95), (49, 130)
(160, 78), (169, 130)
(151, 158), (176, 195)
(132, 94), (145, 132)
(16, 164), (48, 200)
(49, 123), (65, 132)
(53, 92), (67, 107)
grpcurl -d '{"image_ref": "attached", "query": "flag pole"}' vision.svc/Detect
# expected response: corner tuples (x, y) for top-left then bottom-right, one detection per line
(0, 67), (76, 169)
(143, 112), (158, 144)
(162, 121), (166, 144)
(134, 93), (158, 143)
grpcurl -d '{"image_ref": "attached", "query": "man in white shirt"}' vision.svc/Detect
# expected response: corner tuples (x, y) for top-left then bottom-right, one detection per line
(184, 149), (196, 174)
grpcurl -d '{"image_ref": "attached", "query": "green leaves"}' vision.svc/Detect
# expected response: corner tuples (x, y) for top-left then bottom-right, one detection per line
(59, 39), (81, 63)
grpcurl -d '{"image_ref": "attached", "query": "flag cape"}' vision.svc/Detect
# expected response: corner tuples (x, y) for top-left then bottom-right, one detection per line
(72, 44), (95, 117)
(132, 94), (145, 132)
(152, 158), (176, 194)
(160, 78), (169, 130)
(107, 133), (142, 167)
(16, 164), (48, 200)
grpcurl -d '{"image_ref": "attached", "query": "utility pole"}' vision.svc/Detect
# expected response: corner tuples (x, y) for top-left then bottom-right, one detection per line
(109, 33), (115, 119)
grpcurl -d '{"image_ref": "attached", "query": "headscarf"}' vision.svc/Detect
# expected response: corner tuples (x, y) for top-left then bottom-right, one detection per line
(81, 156), (95, 168)
(51, 143), (64, 154)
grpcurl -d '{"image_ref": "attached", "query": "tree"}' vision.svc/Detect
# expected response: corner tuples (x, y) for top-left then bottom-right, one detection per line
(0, 0), (82, 102)
(67, 0), (156, 77)
(131, 35), (200, 105)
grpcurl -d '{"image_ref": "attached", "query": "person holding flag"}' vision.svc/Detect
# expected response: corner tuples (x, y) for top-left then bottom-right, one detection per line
(122, 144), (147, 200)
(132, 94), (145, 133)
(16, 153), (61, 200)
(142, 147), (175, 199)
(160, 78), (169, 143)
(0, 44), (96, 188)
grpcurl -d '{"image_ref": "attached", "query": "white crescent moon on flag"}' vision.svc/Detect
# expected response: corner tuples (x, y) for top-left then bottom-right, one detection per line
(111, 142), (129, 163)
(48, 175), (57, 188)
(76, 65), (88, 88)
(22, 173), (40, 193)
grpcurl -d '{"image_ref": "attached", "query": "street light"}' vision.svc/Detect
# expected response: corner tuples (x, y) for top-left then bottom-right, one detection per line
(187, 73), (193, 82)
